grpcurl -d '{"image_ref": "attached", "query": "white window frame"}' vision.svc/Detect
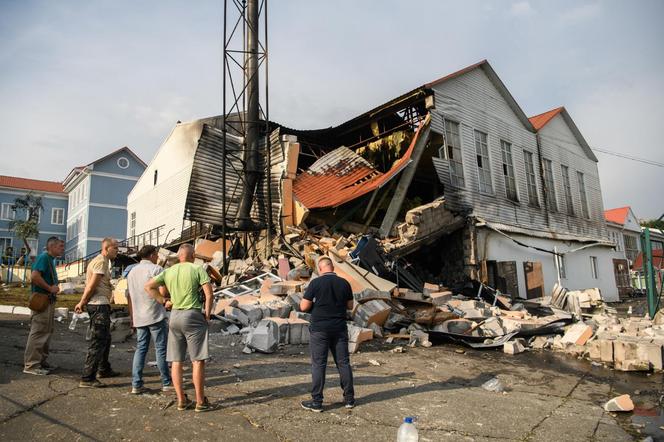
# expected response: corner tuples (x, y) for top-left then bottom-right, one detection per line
(590, 256), (598, 279)
(26, 238), (39, 257)
(473, 129), (493, 195)
(561, 165), (575, 216)
(542, 158), (557, 212)
(523, 150), (540, 207)
(117, 156), (130, 169)
(443, 119), (465, 188)
(129, 211), (136, 237)
(1, 203), (16, 221)
(51, 207), (65, 225)
(500, 140), (518, 202)
(577, 171), (590, 218)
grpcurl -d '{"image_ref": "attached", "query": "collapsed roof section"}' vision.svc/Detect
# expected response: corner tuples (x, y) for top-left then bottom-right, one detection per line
(293, 116), (431, 210)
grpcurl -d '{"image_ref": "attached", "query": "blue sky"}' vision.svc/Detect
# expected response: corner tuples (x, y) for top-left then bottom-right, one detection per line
(1, 0), (662, 218)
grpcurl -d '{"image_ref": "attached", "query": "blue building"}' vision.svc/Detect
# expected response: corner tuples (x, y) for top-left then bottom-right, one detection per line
(0, 176), (68, 260)
(63, 147), (146, 261)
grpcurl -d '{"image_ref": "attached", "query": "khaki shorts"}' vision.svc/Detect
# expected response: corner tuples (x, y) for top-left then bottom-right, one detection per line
(167, 309), (209, 362)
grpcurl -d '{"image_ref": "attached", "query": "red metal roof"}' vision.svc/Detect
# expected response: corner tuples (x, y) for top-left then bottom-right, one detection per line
(0, 175), (65, 194)
(604, 206), (630, 225)
(529, 107), (564, 130)
(293, 116), (430, 209)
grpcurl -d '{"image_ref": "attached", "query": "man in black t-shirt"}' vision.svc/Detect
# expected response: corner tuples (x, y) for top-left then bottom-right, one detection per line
(300, 256), (355, 412)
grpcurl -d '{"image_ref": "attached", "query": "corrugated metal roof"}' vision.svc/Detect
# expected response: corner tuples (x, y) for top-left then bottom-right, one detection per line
(184, 125), (281, 230)
(293, 116), (430, 209)
(0, 175), (65, 194)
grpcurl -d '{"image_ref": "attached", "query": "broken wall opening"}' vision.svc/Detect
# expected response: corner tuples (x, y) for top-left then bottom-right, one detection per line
(404, 227), (467, 288)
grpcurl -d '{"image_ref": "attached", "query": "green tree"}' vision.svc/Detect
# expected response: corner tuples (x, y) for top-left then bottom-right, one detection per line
(641, 218), (664, 230)
(8, 192), (43, 256)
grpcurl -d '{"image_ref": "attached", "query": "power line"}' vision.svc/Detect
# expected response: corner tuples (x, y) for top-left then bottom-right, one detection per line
(591, 147), (664, 168)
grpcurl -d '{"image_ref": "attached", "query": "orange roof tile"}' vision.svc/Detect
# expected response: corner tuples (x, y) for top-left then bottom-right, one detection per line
(604, 207), (630, 225)
(528, 107), (564, 130)
(0, 175), (65, 194)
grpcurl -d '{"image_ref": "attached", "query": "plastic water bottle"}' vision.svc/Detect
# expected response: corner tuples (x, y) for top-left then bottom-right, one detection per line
(397, 417), (418, 442)
(68, 314), (79, 331)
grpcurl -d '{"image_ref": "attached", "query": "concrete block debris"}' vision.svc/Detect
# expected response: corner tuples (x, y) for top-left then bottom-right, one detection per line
(603, 394), (634, 412)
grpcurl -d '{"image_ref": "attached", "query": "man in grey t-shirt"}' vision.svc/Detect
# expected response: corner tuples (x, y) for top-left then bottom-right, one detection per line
(127, 245), (173, 394)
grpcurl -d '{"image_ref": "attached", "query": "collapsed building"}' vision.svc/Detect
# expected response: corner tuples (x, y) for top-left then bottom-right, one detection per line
(127, 60), (621, 301)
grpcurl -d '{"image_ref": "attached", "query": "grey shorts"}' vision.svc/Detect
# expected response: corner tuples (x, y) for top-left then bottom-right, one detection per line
(167, 309), (209, 362)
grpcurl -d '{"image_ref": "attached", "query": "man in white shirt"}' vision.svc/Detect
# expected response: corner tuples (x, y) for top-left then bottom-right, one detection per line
(127, 245), (173, 394)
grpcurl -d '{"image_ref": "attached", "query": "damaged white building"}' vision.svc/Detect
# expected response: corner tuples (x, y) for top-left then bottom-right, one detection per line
(126, 60), (621, 301)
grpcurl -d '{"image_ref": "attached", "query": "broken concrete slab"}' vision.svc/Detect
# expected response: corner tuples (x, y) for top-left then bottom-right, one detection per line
(224, 306), (250, 327)
(237, 304), (264, 326)
(504, 340), (526, 355)
(263, 317), (290, 344)
(265, 299), (292, 318)
(213, 298), (239, 316)
(247, 319), (280, 353)
(429, 291), (453, 306)
(636, 342), (663, 371)
(560, 322), (593, 346)
(353, 300), (391, 328)
(288, 318), (310, 345)
(354, 288), (392, 304)
(348, 323), (373, 353)
(614, 359), (650, 371)
(598, 339), (614, 363)
(604, 394), (634, 412)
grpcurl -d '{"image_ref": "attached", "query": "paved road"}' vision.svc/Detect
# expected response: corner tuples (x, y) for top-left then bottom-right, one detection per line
(0, 313), (655, 441)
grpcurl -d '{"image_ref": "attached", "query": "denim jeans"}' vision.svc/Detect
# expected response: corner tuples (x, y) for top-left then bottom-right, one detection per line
(132, 318), (172, 388)
(81, 305), (112, 381)
(309, 329), (354, 404)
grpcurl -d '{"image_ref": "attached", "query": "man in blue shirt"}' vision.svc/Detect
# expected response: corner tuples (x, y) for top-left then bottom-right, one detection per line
(299, 256), (355, 412)
(23, 236), (64, 375)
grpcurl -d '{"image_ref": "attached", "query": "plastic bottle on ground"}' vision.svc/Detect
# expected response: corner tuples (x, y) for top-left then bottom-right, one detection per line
(68, 314), (79, 331)
(396, 416), (418, 442)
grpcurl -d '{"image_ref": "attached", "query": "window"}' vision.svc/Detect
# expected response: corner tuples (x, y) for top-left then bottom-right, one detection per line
(1, 203), (15, 220)
(577, 171), (590, 218)
(129, 211), (136, 237)
(77, 215), (84, 235)
(624, 234), (639, 262)
(117, 157), (130, 169)
(653, 241), (664, 251)
(542, 159), (557, 212)
(444, 120), (465, 187)
(474, 130), (493, 194)
(51, 208), (65, 225)
(556, 254), (566, 279)
(500, 141), (518, 202)
(590, 256), (598, 279)
(561, 165), (574, 215)
(153, 170), (158, 186)
(523, 150), (539, 206)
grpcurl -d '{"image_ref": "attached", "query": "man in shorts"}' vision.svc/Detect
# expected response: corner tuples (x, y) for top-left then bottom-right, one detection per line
(145, 244), (213, 412)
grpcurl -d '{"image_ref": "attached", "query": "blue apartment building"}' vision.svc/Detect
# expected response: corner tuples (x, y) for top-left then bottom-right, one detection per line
(63, 147), (146, 261)
(0, 176), (68, 260)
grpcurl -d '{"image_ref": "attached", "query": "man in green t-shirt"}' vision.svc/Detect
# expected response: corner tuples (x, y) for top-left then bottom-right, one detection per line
(145, 243), (213, 412)
(23, 237), (64, 376)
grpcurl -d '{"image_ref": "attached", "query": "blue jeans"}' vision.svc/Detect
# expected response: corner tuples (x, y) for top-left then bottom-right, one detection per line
(132, 319), (172, 388)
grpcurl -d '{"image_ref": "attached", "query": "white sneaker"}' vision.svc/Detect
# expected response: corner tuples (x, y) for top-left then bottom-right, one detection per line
(23, 367), (50, 376)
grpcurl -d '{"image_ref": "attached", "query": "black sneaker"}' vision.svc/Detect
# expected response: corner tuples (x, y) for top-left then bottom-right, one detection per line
(79, 380), (106, 388)
(177, 395), (194, 411)
(97, 369), (120, 378)
(300, 400), (323, 412)
(344, 399), (356, 409)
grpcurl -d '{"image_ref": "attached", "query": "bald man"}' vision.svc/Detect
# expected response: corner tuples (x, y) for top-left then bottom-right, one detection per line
(75, 237), (120, 388)
(145, 244), (214, 412)
(299, 256), (355, 412)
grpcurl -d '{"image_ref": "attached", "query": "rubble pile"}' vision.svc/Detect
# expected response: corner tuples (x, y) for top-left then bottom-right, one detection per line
(103, 227), (663, 373)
